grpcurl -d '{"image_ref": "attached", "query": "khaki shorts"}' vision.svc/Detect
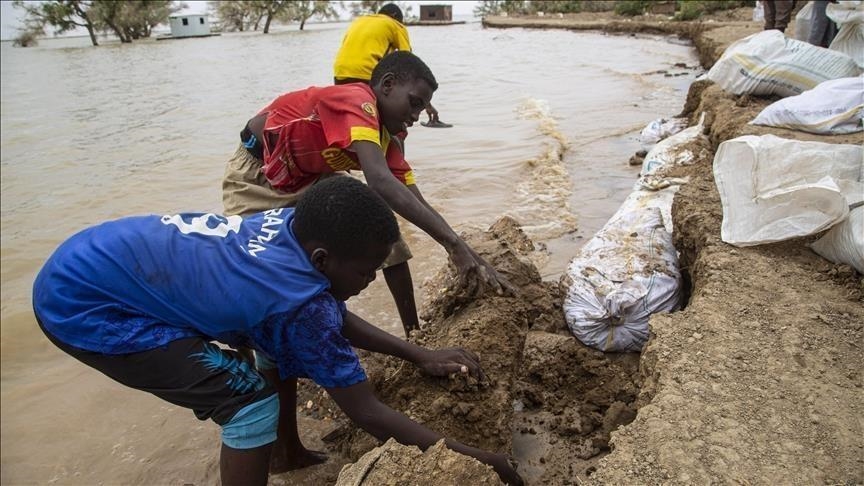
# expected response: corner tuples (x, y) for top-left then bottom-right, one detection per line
(221, 144), (411, 268)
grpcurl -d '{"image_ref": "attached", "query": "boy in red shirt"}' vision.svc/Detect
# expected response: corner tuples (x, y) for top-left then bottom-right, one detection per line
(222, 51), (513, 473)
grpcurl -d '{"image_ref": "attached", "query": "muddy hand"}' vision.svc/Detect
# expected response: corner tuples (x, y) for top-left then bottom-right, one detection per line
(416, 348), (486, 381)
(451, 247), (481, 297)
(476, 259), (517, 297)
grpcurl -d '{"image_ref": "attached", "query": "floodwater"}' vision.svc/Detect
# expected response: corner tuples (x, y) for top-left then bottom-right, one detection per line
(0, 21), (697, 484)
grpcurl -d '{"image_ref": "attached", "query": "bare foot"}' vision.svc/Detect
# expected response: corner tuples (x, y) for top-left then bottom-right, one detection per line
(269, 444), (328, 474)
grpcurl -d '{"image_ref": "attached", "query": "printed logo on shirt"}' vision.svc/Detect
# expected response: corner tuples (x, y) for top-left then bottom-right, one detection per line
(321, 147), (358, 171)
(247, 208), (285, 257)
(161, 213), (242, 237)
(361, 102), (377, 118)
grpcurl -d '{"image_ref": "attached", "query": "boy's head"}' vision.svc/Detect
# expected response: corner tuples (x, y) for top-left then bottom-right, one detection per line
(293, 176), (399, 300)
(371, 51), (438, 135)
(378, 3), (404, 23)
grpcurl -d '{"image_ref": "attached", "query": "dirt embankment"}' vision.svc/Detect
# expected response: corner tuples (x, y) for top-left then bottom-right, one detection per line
(281, 10), (863, 485)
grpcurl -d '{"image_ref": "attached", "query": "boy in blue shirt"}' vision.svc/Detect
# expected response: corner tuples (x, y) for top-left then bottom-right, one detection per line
(33, 177), (522, 486)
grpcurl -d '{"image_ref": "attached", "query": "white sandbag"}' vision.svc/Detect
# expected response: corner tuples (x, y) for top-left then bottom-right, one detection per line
(641, 113), (709, 176)
(714, 135), (864, 246)
(706, 30), (861, 97)
(639, 117), (689, 146)
(811, 206), (864, 273)
(795, 1), (815, 41)
(563, 187), (683, 353)
(828, 1), (864, 68)
(750, 76), (864, 134)
(753, 1), (765, 22)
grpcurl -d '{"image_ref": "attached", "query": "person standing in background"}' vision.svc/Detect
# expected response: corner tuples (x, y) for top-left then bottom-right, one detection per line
(333, 3), (440, 122)
(808, 0), (838, 47)
(762, 0), (797, 33)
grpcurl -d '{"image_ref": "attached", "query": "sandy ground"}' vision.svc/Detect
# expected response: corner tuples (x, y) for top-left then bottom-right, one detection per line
(280, 8), (863, 485)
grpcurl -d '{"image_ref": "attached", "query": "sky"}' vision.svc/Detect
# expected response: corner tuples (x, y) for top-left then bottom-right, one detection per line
(0, 1), (480, 41)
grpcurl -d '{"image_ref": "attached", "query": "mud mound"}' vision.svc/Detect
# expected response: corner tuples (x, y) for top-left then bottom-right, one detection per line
(335, 439), (501, 486)
(319, 217), (643, 485)
(330, 217), (549, 459)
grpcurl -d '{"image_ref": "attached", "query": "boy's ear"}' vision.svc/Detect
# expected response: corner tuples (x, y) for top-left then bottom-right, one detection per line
(309, 248), (329, 272)
(379, 72), (395, 96)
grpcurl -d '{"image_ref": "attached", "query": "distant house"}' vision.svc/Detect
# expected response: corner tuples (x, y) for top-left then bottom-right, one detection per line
(419, 5), (453, 22)
(168, 14), (212, 38)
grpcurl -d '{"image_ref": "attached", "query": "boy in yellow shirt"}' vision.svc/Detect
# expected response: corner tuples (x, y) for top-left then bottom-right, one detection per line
(333, 3), (441, 123)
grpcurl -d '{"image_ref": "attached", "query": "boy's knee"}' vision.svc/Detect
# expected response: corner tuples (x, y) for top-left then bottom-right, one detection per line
(221, 394), (279, 449)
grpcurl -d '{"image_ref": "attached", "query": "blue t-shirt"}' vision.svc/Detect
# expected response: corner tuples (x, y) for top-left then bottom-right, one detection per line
(33, 208), (366, 388)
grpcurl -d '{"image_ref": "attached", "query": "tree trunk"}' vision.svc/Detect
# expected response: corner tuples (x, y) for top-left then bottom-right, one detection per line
(300, 18), (306, 30)
(106, 20), (131, 43)
(263, 13), (273, 33)
(85, 24), (99, 46)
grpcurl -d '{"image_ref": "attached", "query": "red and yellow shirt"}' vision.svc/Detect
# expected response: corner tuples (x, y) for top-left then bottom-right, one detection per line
(259, 83), (414, 193)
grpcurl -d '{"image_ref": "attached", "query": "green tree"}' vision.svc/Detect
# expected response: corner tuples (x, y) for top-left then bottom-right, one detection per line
(245, 0), (296, 34)
(13, 0), (100, 46)
(211, 0), (263, 31)
(473, 0), (529, 17)
(286, 0), (341, 30)
(528, 1), (583, 14)
(92, 0), (183, 42)
(348, 1), (414, 19)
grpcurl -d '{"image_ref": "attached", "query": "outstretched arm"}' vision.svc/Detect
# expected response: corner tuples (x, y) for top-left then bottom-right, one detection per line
(341, 311), (485, 379)
(326, 381), (522, 485)
(353, 140), (513, 296)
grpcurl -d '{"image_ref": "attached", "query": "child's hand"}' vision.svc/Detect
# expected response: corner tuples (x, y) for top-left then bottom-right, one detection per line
(450, 244), (517, 298)
(416, 347), (486, 381)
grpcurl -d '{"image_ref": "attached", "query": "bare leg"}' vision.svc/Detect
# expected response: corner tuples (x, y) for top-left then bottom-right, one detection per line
(383, 261), (420, 337)
(220, 442), (272, 486)
(261, 371), (328, 473)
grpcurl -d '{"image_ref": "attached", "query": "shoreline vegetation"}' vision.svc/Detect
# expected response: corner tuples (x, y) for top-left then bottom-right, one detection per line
(297, 6), (862, 485)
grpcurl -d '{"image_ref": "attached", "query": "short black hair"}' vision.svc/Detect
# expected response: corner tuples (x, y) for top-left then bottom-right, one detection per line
(378, 3), (404, 23)
(293, 176), (399, 257)
(370, 51), (438, 92)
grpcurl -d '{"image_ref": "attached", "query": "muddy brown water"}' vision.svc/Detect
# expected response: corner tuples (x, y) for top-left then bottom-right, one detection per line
(1, 23), (697, 484)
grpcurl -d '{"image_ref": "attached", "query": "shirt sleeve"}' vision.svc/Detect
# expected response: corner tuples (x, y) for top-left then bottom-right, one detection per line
(317, 86), (383, 151)
(393, 24), (412, 52)
(254, 293), (366, 388)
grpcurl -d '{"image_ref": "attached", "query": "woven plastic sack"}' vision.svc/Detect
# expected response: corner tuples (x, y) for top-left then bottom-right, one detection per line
(641, 113), (709, 176)
(795, 2), (815, 41)
(750, 76), (864, 134)
(811, 206), (864, 274)
(639, 117), (689, 146)
(828, 1), (864, 68)
(714, 135), (864, 246)
(706, 30), (861, 97)
(562, 188), (682, 352)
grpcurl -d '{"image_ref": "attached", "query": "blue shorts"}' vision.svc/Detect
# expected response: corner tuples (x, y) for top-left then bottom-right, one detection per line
(38, 318), (278, 450)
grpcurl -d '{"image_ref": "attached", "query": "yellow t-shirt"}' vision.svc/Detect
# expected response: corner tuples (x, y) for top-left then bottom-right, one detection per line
(333, 14), (412, 81)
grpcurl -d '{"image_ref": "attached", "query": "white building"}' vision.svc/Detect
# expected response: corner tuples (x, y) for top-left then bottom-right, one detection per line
(168, 14), (211, 38)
